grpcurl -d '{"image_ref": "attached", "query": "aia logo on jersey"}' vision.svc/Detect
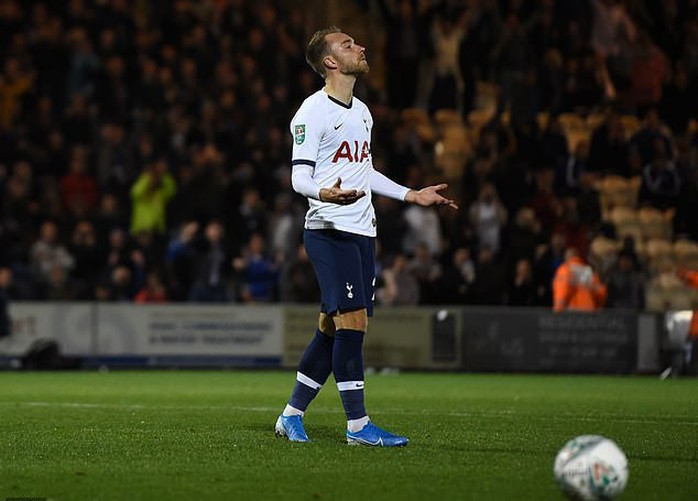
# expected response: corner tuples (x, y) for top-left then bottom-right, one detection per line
(332, 140), (370, 163)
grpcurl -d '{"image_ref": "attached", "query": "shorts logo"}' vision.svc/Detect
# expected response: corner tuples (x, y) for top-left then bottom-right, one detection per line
(346, 282), (354, 299)
(294, 124), (306, 145)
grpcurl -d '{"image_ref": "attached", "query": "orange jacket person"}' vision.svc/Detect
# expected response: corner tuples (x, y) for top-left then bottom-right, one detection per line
(678, 268), (698, 288)
(553, 248), (607, 312)
(677, 268), (698, 337)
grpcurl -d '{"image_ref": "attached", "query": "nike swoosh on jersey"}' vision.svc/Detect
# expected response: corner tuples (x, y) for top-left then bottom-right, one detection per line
(334, 123), (343, 130)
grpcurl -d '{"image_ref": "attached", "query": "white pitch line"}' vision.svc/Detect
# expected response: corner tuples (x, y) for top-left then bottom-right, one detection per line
(1, 401), (697, 427)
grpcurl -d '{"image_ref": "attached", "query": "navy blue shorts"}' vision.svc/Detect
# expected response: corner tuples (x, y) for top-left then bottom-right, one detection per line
(304, 229), (376, 317)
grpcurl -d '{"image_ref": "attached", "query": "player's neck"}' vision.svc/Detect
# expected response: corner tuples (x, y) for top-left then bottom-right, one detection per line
(324, 75), (356, 106)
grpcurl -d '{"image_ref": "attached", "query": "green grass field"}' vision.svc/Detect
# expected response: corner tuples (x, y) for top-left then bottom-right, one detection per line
(0, 371), (696, 500)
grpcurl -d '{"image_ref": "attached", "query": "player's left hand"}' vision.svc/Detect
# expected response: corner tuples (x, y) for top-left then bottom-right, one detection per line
(406, 184), (458, 209)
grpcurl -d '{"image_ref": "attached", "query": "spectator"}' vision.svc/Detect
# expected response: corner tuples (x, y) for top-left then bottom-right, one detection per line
(426, 8), (465, 114)
(93, 193), (127, 246)
(628, 108), (673, 165)
(68, 219), (102, 296)
(439, 247), (475, 305)
(96, 121), (134, 197)
(134, 270), (168, 304)
(41, 264), (78, 301)
(228, 187), (268, 254)
(129, 158), (176, 236)
(638, 139), (681, 210)
(378, 253), (420, 306)
(104, 227), (132, 271)
(507, 258), (537, 307)
(628, 31), (668, 113)
(606, 250), (645, 309)
(674, 160), (698, 242)
(555, 140), (591, 197)
(267, 192), (302, 263)
(469, 182), (508, 255)
(493, 12), (534, 114)
(534, 232), (567, 306)
(591, 0), (636, 60)
(233, 232), (279, 303)
(540, 116), (569, 175)
(169, 143), (227, 227)
(63, 93), (92, 146)
(375, 0), (435, 110)
(59, 145), (99, 218)
(188, 220), (231, 303)
(164, 220), (198, 301)
(279, 244), (320, 304)
(588, 107), (628, 176)
(506, 206), (541, 267)
(403, 203), (443, 257)
(660, 64), (697, 136)
(407, 242), (443, 304)
(0, 267), (12, 338)
(0, 56), (33, 128)
(109, 264), (138, 302)
(374, 196), (409, 257)
(30, 219), (74, 284)
(470, 246), (506, 306)
(552, 247), (607, 312)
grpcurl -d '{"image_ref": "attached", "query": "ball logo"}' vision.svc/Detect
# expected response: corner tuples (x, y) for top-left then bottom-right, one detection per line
(592, 461), (619, 488)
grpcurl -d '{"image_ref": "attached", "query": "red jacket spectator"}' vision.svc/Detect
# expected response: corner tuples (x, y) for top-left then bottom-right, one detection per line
(59, 147), (99, 215)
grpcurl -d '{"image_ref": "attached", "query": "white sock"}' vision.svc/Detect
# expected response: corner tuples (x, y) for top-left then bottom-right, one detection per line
(282, 404), (304, 417)
(347, 415), (370, 432)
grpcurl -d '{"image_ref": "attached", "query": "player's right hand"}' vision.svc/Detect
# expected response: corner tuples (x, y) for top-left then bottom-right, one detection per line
(319, 177), (366, 205)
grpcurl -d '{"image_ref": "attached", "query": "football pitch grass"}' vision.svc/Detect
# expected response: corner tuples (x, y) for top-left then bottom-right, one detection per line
(0, 371), (696, 500)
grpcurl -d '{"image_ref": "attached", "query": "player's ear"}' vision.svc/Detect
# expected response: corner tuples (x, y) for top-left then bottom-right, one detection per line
(323, 55), (337, 72)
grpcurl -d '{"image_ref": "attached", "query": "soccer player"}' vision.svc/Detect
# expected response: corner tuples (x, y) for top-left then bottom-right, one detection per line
(275, 26), (458, 447)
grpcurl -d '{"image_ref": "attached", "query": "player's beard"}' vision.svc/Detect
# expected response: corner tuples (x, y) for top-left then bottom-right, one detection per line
(340, 58), (369, 76)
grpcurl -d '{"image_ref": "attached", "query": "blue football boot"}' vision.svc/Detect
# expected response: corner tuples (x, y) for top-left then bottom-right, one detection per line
(275, 414), (310, 443)
(346, 422), (408, 447)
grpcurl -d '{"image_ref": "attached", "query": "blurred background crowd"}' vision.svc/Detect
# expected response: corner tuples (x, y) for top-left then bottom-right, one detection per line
(0, 0), (697, 311)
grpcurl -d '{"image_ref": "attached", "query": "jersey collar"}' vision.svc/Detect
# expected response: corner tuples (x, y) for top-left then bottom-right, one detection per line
(326, 93), (353, 109)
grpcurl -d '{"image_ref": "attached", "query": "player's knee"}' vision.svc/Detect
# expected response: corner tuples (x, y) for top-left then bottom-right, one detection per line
(318, 313), (335, 336)
(334, 308), (368, 332)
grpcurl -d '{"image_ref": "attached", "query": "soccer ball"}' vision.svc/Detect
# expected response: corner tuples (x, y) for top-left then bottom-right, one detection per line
(553, 435), (629, 500)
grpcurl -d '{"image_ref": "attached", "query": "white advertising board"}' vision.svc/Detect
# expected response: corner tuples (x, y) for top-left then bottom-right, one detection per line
(95, 304), (282, 358)
(0, 302), (94, 356)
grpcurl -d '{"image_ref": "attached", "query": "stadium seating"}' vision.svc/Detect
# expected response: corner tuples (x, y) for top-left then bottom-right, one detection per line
(606, 206), (642, 243)
(674, 239), (698, 269)
(474, 81), (499, 114)
(434, 109), (463, 128)
(589, 235), (621, 277)
(435, 125), (471, 178)
(638, 206), (673, 241)
(586, 111), (606, 131)
(401, 107), (436, 143)
(644, 238), (676, 273)
(557, 112), (592, 150)
(620, 114), (641, 138)
(597, 175), (641, 215)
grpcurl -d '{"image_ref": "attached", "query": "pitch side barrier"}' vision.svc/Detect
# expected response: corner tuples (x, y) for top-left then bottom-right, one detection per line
(0, 303), (661, 373)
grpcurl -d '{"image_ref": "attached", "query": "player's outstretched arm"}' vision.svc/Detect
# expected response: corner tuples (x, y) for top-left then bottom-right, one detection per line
(405, 184), (459, 210)
(319, 177), (366, 205)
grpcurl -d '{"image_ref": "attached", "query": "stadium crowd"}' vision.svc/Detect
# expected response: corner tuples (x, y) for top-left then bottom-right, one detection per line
(0, 0), (697, 310)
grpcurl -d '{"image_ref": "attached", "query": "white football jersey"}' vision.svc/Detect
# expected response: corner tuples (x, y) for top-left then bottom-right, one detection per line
(290, 88), (376, 237)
